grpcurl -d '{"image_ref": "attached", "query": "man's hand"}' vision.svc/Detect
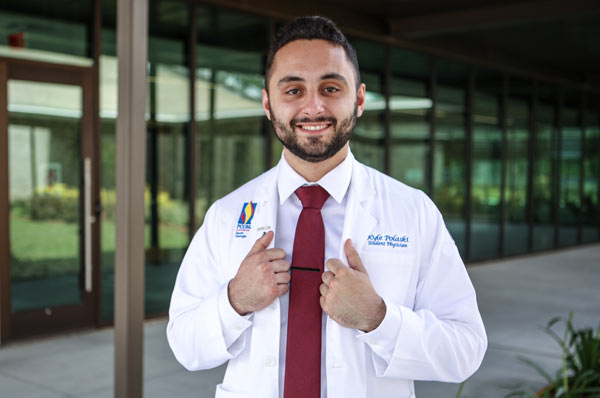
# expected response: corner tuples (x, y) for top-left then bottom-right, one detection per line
(320, 239), (386, 332)
(228, 231), (290, 315)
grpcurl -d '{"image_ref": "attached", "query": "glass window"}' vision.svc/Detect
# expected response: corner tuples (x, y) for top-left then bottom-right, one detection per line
(389, 49), (431, 193)
(350, 39), (385, 172)
(434, 60), (468, 255)
(470, 72), (502, 261)
(8, 80), (84, 312)
(141, 0), (192, 317)
(100, 0), (193, 321)
(100, 1), (117, 323)
(533, 88), (558, 251)
(583, 108), (600, 243)
(0, 1), (93, 65)
(195, 8), (268, 226)
(504, 84), (531, 256)
(559, 104), (582, 247)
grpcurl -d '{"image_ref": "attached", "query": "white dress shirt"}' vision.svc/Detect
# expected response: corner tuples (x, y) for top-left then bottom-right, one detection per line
(275, 150), (352, 398)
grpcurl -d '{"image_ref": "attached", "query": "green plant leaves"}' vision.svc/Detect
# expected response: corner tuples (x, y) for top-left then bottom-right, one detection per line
(508, 313), (600, 398)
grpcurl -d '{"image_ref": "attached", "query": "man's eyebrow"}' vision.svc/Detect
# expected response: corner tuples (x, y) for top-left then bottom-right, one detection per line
(277, 75), (305, 86)
(320, 73), (348, 84)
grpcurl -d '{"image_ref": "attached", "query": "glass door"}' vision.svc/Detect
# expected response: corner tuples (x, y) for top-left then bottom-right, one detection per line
(0, 59), (97, 340)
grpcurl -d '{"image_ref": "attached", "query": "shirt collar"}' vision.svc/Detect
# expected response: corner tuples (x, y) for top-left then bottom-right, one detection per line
(277, 148), (354, 205)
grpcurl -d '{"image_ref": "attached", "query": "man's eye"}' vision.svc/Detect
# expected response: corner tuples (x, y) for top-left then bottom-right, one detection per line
(286, 88), (300, 95)
(324, 86), (339, 93)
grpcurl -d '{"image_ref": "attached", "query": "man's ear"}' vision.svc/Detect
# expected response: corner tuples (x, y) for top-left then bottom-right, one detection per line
(262, 88), (271, 120)
(356, 83), (366, 118)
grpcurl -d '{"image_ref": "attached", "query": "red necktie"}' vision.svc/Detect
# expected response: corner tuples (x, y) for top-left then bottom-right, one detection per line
(284, 185), (330, 398)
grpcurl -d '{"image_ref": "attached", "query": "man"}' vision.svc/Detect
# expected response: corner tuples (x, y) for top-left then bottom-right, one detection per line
(167, 16), (487, 398)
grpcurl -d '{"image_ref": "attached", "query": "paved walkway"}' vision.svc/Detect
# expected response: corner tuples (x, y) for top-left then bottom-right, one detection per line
(1, 244), (599, 398)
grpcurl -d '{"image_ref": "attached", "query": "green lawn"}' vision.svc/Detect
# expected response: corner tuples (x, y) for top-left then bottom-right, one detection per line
(10, 215), (80, 261)
(10, 215), (189, 278)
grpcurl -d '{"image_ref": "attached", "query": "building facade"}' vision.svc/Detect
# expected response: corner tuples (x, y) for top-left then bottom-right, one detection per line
(1, 0), (599, 342)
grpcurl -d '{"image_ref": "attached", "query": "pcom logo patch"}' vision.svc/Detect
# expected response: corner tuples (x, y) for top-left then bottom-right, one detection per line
(235, 202), (256, 238)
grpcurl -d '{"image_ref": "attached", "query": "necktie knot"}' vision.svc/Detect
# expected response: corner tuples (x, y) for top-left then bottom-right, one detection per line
(296, 185), (330, 210)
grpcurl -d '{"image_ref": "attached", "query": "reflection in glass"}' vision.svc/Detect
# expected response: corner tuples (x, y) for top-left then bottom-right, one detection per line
(99, 25), (118, 321)
(8, 80), (83, 312)
(470, 87), (502, 261)
(99, 4), (118, 322)
(196, 67), (265, 205)
(559, 108), (581, 247)
(583, 112), (600, 242)
(0, 2), (92, 65)
(351, 39), (385, 172)
(144, 1), (191, 316)
(504, 97), (530, 255)
(100, 115), (116, 322)
(195, 8), (268, 227)
(434, 85), (467, 254)
(353, 91), (385, 171)
(389, 77), (430, 192)
(533, 103), (556, 251)
(99, 0), (194, 320)
(196, 70), (265, 198)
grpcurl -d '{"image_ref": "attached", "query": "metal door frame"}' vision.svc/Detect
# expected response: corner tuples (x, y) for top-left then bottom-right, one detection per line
(0, 57), (100, 341)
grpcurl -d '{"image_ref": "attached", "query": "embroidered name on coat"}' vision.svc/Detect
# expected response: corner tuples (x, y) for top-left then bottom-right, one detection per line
(367, 234), (409, 248)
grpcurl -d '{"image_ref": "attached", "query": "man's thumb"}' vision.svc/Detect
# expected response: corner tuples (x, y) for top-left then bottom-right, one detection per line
(344, 239), (367, 274)
(248, 230), (273, 255)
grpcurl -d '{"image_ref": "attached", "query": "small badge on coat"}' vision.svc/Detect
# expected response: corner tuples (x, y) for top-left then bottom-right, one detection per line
(235, 201), (256, 238)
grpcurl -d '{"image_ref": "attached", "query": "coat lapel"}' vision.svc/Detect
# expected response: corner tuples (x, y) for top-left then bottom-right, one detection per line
(247, 168), (282, 398)
(337, 157), (377, 262)
(327, 158), (377, 398)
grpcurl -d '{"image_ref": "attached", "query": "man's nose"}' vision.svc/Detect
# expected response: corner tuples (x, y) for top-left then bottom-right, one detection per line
(301, 90), (325, 116)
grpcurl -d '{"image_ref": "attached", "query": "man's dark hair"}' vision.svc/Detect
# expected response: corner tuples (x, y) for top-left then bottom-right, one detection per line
(265, 16), (361, 91)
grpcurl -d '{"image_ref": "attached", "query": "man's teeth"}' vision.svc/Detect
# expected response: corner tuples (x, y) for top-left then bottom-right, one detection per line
(301, 125), (328, 131)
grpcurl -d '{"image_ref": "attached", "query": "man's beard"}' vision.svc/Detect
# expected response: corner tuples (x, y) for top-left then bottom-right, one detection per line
(269, 100), (357, 163)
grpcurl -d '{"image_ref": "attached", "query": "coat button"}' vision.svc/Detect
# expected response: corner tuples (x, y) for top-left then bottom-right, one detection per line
(264, 355), (276, 367)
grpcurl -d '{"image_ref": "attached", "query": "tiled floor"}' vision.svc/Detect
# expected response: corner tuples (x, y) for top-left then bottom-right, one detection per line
(1, 243), (599, 398)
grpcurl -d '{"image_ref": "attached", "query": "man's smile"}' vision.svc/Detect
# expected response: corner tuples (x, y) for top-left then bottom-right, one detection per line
(295, 123), (333, 133)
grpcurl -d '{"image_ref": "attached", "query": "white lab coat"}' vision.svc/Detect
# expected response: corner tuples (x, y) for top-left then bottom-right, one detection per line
(167, 156), (487, 398)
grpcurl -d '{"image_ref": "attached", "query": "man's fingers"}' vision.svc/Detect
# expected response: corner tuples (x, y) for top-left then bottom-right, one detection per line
(319, 283), (328, 297)
(319, 296), (327, 311)
(325, 258), (344, 274)
(271, 259), (290, 273)
(263, 248), (287, 261)
(344, 239), (367, 274)
(277, 284), (289, 296)
(321, 270), (334, 284)
(247, 230), (274, 255)
(274, 270), (291, 285)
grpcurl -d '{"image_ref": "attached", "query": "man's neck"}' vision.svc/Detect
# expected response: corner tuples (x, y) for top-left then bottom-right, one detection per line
(283, 144), (349, 183)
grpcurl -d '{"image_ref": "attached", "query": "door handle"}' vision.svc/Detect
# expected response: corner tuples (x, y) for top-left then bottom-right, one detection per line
(84, 157), (94, 293)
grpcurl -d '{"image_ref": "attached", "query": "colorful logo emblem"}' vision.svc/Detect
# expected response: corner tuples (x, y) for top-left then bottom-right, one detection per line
(236, 202), (256, 238)
(238, 202), (256, 225)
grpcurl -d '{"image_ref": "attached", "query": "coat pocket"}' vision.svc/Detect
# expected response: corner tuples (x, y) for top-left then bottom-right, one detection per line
(362, 252), (415, 305)
(215, 384), (248, 398)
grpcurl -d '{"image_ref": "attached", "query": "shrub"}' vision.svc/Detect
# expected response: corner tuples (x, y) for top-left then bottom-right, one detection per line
(28, 183), (80, 223)
(508, 313), (600, 398)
